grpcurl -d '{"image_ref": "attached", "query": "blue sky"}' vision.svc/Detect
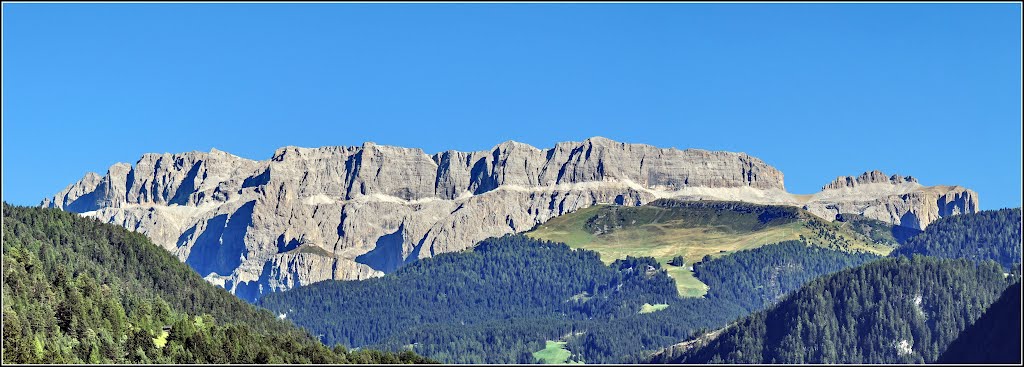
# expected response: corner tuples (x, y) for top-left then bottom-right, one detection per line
(3, 3), (1021, 209)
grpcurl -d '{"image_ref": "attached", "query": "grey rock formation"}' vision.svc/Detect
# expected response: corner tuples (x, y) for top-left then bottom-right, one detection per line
(805, 170), (977, 230)
(822, 170), (919, 190)
(41, 138), (978, 300)
(42, 172), (103, 212)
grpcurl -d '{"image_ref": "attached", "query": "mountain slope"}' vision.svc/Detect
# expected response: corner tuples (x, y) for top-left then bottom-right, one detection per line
(936, 282), (1022, 364)
(890, 208), (1022, 270)
(258, 235), (881, 363)
(649, 256), (1010, 364)
(40, 137), (977, 299)
(259, 235), (724, 363)
(693, 240), (880, 312)
(528, 199), (894, 296)
(834, 212), (922, 245)
(1, 204), (432, 364)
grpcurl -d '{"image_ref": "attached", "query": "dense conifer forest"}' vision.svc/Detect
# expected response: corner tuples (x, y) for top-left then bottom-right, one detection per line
(650, 256), (1013, 364)
(936, 281), (1022, 364)
(259, 235), (883, 363)
(694, 240), (880, 312)
(890, 208), (1021, 270)
(1, 204), (433, 364)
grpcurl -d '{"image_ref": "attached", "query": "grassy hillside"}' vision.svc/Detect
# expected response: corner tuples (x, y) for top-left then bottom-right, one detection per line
(532, 340), (582, 364)
(528, 199), (895, 297)
(639, 303), (670, 314)
(1, 204), (432, 364)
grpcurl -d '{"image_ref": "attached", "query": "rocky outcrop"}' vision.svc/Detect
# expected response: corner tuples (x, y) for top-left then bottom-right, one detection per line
(804, 170), (978, 230)
(41, 138), (977, 300)
(42, 172), (103, 212)
(822, 170), (919, 190)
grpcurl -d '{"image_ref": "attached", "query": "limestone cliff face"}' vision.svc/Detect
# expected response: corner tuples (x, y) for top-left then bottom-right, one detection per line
(41, 138), (976, 300)
(821, 170), (919, 190)
(804, 170), (978, 230)
(42, 172), (103, 212)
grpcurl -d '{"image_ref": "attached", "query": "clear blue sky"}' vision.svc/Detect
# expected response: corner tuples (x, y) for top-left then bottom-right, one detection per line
(3, 3), (1021, 209)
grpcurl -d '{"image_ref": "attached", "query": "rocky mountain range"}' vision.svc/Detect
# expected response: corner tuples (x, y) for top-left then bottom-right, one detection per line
(41, 137), (978, 301)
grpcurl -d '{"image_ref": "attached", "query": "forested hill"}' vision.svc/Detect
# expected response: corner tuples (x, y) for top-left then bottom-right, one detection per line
(936, 282), (1022, 364)
(890, 208), (1022, 270)
(649, 256), (1011, 364)
(259, 234), (712, 362)
(694, 240), (879, 313)
(259, 235), (880, 363)
(1, 204), (432, 364)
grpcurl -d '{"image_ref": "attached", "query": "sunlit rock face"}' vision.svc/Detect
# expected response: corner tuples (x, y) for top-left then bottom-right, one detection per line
(804, 170), (978, 230)
(42, 138), (976, 300)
